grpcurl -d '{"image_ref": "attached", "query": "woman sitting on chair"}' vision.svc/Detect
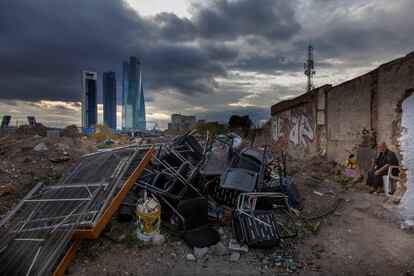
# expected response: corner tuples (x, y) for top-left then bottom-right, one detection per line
(366, 142), (399, 194)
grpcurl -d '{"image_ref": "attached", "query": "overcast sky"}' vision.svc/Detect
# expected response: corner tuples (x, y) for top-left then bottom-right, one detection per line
(0, 0), (413, 128)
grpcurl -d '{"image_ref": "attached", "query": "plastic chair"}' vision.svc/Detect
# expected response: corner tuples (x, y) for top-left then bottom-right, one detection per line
(383, 165), (400, 196)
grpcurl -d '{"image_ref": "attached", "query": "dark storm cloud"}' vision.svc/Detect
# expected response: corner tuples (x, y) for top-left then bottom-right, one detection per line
(140, 43), (227, 94)
(295, 0), (414, 68)
(234, 55), (302, 73)
(0, 0), (143, 102)
(0, 0), (299, 105)
(0, 0), (241, 103)
(194, 0), (301, 41)
(200, 44), (239, 62)
(152, 12), (196, 42)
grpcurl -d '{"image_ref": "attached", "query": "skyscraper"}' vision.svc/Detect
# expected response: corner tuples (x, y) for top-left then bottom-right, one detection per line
(122, 57), (146, 129)
(103, 71), (117, 129)
(81, 70), (97, 128)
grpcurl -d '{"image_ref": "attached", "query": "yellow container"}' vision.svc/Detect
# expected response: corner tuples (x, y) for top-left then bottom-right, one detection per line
(136, 195), (161, 242)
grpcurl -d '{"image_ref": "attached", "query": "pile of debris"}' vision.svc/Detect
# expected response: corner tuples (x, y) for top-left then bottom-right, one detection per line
(129, 131), (299, 257)
(0, 131), (302, 275)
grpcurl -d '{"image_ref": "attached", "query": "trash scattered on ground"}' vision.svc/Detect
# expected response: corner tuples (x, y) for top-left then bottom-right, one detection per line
(186, 253), (196, 261)
(33, 142), (48, 151)
(0, 184), (13, 196)
(401, 219), (414, 231)
(211, 241), (229, 256)
(194, 247), (209, 260)
(228, 239), (249, 253)
(151, 233), (165, 246)
(313, 191), (324, 196)
(229, 252), (241, 262)
(47, 156), (70, 163)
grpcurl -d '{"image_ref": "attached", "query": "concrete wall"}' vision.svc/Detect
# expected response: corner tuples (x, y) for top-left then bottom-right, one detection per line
(271, 94), (317, 159)
(326, 72), (375, 164)
(398, 93), (414, 223)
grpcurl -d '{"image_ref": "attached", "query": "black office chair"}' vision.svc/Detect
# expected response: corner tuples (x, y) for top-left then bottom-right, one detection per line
(175, 197), (220, 248)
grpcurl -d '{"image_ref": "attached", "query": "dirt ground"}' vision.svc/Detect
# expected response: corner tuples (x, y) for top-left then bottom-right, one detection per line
(67, 155), (414, 276)
(0, 133), (96, 216)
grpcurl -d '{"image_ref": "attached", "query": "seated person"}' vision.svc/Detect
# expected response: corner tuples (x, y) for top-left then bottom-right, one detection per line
(366, 142), (399, 194)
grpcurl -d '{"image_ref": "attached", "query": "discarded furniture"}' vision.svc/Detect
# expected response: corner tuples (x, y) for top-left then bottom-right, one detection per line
(170, 133), (204, 164)
(281, 178), (303, 208)
(220, 168), (259, 192)
(173, 197), (220, 248)
(232, 192), (297, 248)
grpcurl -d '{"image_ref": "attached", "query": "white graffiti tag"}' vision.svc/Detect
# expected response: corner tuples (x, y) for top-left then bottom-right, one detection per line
(289, 114), (314, 148)
(272, 117), (285, 141)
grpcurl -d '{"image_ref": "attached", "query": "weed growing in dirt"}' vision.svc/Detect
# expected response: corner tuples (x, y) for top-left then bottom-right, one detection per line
(12, 181), (36, 200)
(305, 221), (321, 234)
(305, 182), (319, 188)
(336, 179), (348, 189)
(97, 144), (111, 149)
(121, 226), (152, 249)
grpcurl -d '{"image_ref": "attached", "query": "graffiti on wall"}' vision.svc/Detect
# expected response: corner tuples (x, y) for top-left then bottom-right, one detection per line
(272, 117), (285, 141)
(289, 114), (315, 149)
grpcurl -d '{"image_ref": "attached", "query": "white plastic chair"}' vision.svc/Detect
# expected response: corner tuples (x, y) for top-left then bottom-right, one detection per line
(383, 165), (400, 196)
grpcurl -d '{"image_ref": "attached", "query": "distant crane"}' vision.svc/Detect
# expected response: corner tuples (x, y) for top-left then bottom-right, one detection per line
(304, 44), (316, 92)
(146, 121), (160, 136)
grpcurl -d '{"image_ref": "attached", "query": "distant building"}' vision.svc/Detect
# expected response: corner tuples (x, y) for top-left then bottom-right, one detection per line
(122, 57), (146, 130)
(27, 116), (36, 127)
(1, 115), (11, 129)
(168, 114), (196, 132)
(171, 114), (182, 124)
(81, 70), (97, 127)
(103, 71), (117, 129)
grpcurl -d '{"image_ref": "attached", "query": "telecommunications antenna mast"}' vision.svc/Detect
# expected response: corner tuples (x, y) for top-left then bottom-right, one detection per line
(304, 44), (316, 92)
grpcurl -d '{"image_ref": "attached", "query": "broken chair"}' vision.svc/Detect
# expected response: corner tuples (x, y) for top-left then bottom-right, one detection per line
(172, 197), (220, 248)
(232, 192), (297, 248)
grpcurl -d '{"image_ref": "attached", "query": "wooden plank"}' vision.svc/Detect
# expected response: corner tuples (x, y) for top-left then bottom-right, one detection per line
(53, 238), (83, 276)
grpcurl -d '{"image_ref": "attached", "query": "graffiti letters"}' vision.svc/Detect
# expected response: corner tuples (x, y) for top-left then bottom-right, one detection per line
(272, 117), (285, 141)
(289, 114), (314, 149)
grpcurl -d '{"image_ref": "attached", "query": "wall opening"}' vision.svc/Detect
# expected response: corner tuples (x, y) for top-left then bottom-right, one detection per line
(398, 92), (414, 223)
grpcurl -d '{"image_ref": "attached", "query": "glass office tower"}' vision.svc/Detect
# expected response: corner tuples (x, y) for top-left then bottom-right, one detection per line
(122, 57), (146, 129)
(122, 60), (129, 129)
(81, 71), (97, 127)
(103, 71), (117, 129)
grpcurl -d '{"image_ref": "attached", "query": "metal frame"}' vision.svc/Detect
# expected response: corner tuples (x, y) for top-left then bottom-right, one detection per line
(0, 145), (155, 276)
(53, 145), (155, 276)
(233, 192), (298, 247)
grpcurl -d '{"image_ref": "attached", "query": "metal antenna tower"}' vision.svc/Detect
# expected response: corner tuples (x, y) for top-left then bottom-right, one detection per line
(304, 44), (316, 92)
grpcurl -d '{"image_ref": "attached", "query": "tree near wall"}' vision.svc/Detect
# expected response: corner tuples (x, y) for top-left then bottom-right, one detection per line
(198, 121), (226, 133)
(228, 115), (253, 137)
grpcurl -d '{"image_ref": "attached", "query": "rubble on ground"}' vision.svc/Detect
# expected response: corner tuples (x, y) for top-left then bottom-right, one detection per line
(0, 133), (97, 217)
